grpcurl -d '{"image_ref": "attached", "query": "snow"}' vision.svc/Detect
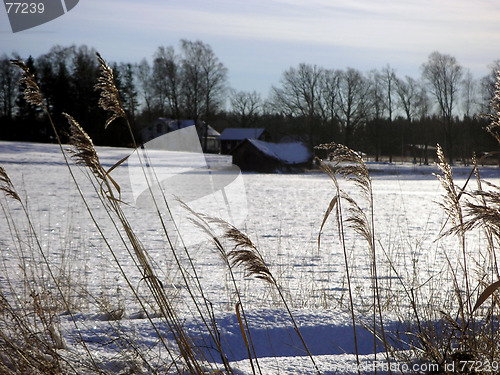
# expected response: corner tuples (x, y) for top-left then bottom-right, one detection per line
(1, 140), (499, 374)
(247, 139), (312, 164)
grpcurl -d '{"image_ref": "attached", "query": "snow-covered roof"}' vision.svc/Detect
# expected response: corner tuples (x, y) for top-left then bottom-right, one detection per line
(248, 139), (312, 164)
(219, 128), (266, 141)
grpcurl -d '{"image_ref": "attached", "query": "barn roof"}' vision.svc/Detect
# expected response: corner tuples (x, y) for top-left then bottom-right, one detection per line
(219, 128), (266, 141)
(247, 139), (312, 165)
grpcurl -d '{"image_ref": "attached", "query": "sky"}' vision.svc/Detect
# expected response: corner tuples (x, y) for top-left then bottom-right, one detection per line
(1, 0), (500, 97)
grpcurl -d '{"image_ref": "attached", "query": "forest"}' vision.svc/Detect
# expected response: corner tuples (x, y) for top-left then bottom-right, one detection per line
(1, 40), (499, 164)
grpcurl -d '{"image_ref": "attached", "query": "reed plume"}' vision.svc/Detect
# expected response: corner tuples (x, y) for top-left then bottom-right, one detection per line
(435, 143), (473, 322)
(316, 142), (370, 196)
(178, 200), (274, 285)
(464, 183), (500, 235)
(95, 52), (126, 128)
(10, 59), (43, 107)
(435, 144), (464, 232)
(0, 166), (21, 202)
(221, 223), (274, 284)
(65, 113), (107, 182)
(486, 70), (500, 143)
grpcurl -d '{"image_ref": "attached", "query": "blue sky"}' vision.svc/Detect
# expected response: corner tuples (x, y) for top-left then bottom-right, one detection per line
(1, 0), (500, 97)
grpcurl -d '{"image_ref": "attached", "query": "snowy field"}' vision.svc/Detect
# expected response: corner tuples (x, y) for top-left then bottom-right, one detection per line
(1, 140), (500, 374)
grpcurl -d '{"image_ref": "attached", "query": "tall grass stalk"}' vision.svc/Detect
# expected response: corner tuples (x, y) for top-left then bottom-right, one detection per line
(14, 59), (189, 372)
(95, 52), (234, 372)
(183, 205), (321, 374)
(8, 56), (218, 373)
(315, 143), (392, 373)
(314, 155), (361, 373)
(136, 145), (233, 372)
(2, 61), (104, 373)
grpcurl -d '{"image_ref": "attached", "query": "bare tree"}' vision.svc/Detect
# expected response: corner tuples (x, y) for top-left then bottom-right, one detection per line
(181, 40), (203, 123)
(230, 90), (262, 127)
(462, 69), (478, 118)
(480, 60), (500, 114)
(181, 40), (227, 150)
(136, 59), (155, 122)
(272, 63), (325, 147)
(365, 66), (397, 161)
(367, 70), (385, 120)
(381, 65), (397, 122)
(366, 69), (385, 161)
(381, 65), (398, 161)
(152, 46), (183, 126)
(396, 76), (424, 162)
(118, 63), (139, 123)
(0, 54), (20, 119)
(320, 69), (340, 123)
(422, 51), (463, 163)
(200, 44), (227, 120)
(460, 69), (480, 164)
(396, 76), (421, 124)
(334, 68), (369, 148)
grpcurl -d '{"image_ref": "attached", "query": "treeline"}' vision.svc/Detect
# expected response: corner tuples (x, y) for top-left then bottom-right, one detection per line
(1, 42), (499, 162)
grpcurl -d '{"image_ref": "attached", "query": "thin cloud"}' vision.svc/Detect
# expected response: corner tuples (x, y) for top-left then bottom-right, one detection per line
(81, 0), (500, 53)
(1, 0), (499, 93)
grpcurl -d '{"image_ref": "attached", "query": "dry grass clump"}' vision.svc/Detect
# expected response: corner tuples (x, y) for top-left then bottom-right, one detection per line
(0, 167), (78, 374)
(0, 292), (65, 374)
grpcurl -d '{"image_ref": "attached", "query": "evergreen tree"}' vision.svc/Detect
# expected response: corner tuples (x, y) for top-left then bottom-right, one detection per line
(15, 56), (46, 141)
(70, 45), (103, 143)
(0, 54), (19, 140)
